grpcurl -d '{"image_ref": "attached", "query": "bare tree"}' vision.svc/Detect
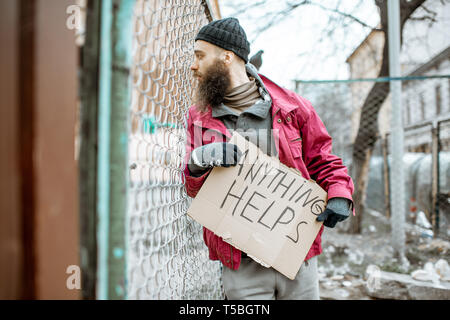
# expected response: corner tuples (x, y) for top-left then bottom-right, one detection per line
(224, 0), (433, 233)
(349, 0), (426, 234)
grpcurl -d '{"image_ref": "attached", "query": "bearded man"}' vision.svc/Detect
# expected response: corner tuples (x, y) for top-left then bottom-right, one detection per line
(184, 17), (354, 300)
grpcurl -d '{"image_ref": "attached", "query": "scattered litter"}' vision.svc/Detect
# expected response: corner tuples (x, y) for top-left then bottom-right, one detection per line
(415, 211), (432, 229)
(411, 269), (437, 283)
(347, 249), (364, 265)
(418, 239), (450, 254)
(319, 206), (449, 300)
(435, 259), (450, 281)
(342, 281), (352, 287)
(327, 245), (336, 254)
(365, 265), (381, 280)
(367, 209), (384, 219)
(411, 260), (447, 284)
(322, 281), (339, 290)
(336, 288), (350, 298)
(413, 211), (434, 238)
(417, 227), (434, 238)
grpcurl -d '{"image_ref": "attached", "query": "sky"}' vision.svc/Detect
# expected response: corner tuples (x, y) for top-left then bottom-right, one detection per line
(219, 0), (380, 89)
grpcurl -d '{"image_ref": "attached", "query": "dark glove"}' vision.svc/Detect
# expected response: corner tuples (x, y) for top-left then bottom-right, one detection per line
(316, 197), (352, 228)
(188, 142), (242, 176)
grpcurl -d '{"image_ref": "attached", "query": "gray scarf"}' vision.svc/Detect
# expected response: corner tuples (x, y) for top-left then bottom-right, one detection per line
(223, 78), (261, 114)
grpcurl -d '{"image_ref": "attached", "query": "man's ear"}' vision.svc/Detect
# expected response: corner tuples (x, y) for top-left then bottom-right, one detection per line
(222, 50), (234, 65)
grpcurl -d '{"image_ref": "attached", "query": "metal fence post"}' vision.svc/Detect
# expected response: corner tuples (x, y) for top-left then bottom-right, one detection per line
(79, 0), (101, 300)
(431, 122), (440, 235)
(381, 136), (391, 219)
(97, 0), (135, 300)
(388, 0), (407, 266)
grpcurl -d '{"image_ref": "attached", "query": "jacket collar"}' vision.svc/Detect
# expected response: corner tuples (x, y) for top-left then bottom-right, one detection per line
(259, 74), (298, 115)
(211, 100), (271, 120)
(246, 64), (272, 104)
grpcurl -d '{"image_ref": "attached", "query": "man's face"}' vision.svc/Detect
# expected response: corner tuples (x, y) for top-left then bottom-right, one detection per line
(191, 40), (231, 109)
(190, 40), (221, 81)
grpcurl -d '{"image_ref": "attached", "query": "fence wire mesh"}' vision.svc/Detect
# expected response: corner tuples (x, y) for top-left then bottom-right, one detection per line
(126, 0), (223, 299)
(296, 75), (450, 239)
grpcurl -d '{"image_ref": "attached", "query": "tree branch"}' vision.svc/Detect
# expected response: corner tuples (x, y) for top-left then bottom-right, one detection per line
(400, 0), (428, 25)
(251, 1), (309, 43)
(409, 15), (437, 23)
(228, 0), (267, 17)
(240, 0), (382, 44)
(308, 1), (381, 31)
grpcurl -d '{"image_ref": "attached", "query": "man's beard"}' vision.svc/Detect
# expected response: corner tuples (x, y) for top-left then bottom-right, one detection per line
(194, 58), (231, 112)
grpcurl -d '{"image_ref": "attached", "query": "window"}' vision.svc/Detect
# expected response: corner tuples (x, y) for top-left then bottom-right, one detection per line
(448, 79), (450, 112)
(436, 85), (441, 115)
(405, 97), (411, 125)
(420, 92), (426, 120)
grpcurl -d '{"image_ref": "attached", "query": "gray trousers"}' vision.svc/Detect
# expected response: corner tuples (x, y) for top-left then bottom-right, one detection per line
(222, 256), (319, 300)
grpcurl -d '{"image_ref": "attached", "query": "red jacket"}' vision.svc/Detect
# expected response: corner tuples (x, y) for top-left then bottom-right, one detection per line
(184, 74), (354, 270)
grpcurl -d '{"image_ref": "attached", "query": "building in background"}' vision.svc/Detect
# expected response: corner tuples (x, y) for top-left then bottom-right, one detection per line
(403, 47), (450, 153)
(346, 0), (450, 153)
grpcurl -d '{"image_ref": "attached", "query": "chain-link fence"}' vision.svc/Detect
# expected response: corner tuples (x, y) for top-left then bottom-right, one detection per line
(126, 0), (223, 299)
(295, 75), (450, 240)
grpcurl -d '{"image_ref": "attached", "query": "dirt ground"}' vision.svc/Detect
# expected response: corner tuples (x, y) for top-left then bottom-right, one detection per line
(317, 208), (450, 300)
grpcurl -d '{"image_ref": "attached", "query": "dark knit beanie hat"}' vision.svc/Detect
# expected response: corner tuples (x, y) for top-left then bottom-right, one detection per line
(195, 17), (250, 63)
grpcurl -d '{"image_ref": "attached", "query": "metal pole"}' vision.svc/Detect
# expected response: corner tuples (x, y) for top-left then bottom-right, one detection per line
(388, 0), (407, 267)
(381, 136), (391, 219)
(97, 0), (135, 300)
(202, 0), (217, 21)
(79, 0), (101, 300)
(431, 122), (440, 235)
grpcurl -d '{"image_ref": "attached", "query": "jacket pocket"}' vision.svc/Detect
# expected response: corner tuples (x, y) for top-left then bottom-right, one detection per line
(289, 139), (303, 159)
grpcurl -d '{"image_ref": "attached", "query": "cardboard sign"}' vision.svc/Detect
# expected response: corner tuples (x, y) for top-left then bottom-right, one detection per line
(187, 132), (327, 280)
